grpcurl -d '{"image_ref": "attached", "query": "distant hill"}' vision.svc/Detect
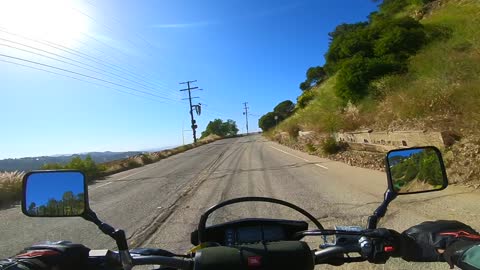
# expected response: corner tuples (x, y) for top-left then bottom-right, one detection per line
(0, 151), (143, 172)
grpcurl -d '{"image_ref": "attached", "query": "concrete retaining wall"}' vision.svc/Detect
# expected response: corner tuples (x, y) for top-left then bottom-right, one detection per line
(333, 129), (445, 152)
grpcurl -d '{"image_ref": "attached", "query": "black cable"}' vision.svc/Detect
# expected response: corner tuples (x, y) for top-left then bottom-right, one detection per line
(71, 5), (155, 59)
(74, 1), (173, 89)
(0, 53), (180, 102)
(0, 27), (178, 97)
(0, 58), (167, 104)
(0, 40), (181, 100)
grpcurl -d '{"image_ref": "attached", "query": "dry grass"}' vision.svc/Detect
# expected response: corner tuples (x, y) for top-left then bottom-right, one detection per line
(0, 171), (24, 208)
(102, 135), (224, 175)
(369, 0), (480, 132)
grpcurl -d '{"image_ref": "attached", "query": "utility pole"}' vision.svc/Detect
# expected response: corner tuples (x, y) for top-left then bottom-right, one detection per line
(180, 80), (200, 143)
(243, 102), (249, 135)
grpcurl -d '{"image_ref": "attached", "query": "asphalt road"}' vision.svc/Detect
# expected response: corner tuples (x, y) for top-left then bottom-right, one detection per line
(1, 135), (479, 269)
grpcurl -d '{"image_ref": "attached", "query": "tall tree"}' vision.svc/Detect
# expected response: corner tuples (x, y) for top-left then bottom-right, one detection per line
(299, 66), (327, 91)
(258, 112), (277, 131)
(273, 100), (295, 119)
(28, 202), (36, 215)
(201, 119), (239, 138)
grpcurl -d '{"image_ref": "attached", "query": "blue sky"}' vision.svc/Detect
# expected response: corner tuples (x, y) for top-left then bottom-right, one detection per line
(389, 149), (424, 159)
(0, 0), (379, 159)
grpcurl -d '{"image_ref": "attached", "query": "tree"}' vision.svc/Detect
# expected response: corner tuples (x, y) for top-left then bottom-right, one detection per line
(273, 100), (295, 119)
(299, 82), (310, 91)
(201, 119), (239, 138)
(299, 66), (327, 91)
(41, 155), (104, 184)
(258, 112), (277, 131)
(373, 19), (426, 57)
(28, 202), (37, 215)
(307, 67), (327, 85)
(259, 100), (296, 131)
(46, 198), (59, 215)
(324, 22), (371, 74)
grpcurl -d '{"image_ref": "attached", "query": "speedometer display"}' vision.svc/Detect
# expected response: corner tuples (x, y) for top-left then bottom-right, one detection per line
(192, 219), (308, 246)
(237, 226), (263, 243)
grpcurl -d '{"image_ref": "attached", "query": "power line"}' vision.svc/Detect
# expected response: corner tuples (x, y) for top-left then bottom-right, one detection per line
(85, 0), (154, 52)
(0, 27), (180, 99)
(0, 39), (181, 100)
(71, 3), (173, 90)
(78, 0), (158, 56)
(0, 53), (183, 103)
(197, 98), (235, 119)
(201, 108), (234, 119)
(2, 55), (235, 130)
(0, 58), (167, 104)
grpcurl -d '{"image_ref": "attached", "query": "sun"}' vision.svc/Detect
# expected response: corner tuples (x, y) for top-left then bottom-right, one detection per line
(0, 0), (91, 48)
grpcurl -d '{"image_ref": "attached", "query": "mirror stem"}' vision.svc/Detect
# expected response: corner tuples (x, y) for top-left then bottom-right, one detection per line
(84, 209), (115, 236)
(83, 209), (128, 249)
(367, 189), (397, 229)
(83, 209), (133, 269)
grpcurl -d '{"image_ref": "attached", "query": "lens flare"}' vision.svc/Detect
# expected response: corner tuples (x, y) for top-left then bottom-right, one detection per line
(0, 0), (91, 47)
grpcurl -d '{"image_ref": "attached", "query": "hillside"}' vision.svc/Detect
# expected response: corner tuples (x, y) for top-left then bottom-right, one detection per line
(267, 0), (480, 186)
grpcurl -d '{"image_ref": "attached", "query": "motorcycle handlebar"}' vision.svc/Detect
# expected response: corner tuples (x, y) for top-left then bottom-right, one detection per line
(130, 244), (368, 270)
(89, 230), (398, 270)
(132, 256), (192, 270)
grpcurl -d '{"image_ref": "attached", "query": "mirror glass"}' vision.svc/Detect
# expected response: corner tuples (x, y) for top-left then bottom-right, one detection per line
(23, 171), (87, 217)
(387, 147), (447, 194)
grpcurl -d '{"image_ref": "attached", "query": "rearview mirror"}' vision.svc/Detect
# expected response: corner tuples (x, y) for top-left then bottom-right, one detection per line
(386, 146), (448, 195)
(22, 170), (88, 217)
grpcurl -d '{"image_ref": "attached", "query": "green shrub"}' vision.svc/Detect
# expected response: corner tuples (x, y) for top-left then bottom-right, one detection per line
(297, 90), (316, 109)
(305, 143), (317, 154)
(140, 154), (154, 164)
(321, 137), (345, 155)
(41, 155), (105, 184)
(126, 160), (142, 169)
(284, 122), (300, 139)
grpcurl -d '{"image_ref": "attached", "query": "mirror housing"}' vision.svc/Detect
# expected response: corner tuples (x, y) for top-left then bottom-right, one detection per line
(386, 146), (448, 195)
(22, 170), (89, 217)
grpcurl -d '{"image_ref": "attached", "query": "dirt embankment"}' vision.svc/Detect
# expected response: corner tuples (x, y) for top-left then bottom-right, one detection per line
(443, 136), (480, 188)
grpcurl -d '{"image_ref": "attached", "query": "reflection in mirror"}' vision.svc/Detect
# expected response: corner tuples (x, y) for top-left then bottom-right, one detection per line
(24, 171), (86, 217)
(387, 147), (447, 194)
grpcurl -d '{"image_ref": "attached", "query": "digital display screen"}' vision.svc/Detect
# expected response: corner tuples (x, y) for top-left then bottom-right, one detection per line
(237, 226), (263, 243)
(263, 226), (285, 241)
(235, 225), (286, 244)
